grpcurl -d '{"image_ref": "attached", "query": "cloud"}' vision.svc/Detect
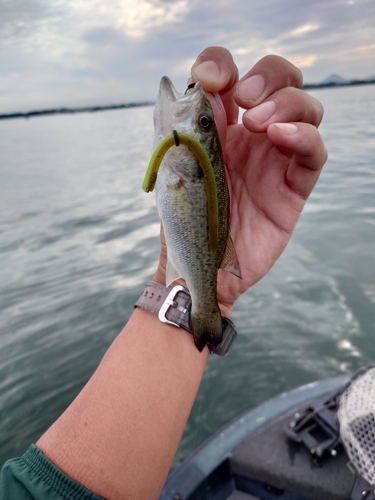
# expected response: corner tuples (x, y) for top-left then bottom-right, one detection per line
(115, 0), (189, 38)
(289, 23), (320, 36)
(0, 0), (374, 112)
(288, 55), (317, 68)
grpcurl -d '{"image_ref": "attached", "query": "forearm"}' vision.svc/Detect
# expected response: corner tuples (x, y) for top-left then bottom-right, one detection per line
(37, 306), (209, 500)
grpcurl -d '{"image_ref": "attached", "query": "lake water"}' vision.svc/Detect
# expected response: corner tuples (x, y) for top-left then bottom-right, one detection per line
(0, 84), (375, 470)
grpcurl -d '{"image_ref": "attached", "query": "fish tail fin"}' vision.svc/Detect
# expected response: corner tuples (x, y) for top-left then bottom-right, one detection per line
(190, 310), (223, 352)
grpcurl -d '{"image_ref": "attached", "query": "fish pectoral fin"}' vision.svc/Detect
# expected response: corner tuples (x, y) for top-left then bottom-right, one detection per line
(166, 255), (182, 287)
(220, 234), (242, 279)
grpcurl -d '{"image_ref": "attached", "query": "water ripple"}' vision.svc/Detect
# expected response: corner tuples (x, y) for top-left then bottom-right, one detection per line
(1, 89), (375, 467)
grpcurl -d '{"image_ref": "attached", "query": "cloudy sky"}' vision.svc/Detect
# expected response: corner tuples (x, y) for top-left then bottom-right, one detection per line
(1, 0), (374, 113)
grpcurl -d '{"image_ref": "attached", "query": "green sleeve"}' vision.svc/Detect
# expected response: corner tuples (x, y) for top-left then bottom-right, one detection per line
(0, 444), (104, 500)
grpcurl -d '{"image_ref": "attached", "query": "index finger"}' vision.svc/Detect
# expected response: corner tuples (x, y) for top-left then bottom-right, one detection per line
(235, 55), (303, 109)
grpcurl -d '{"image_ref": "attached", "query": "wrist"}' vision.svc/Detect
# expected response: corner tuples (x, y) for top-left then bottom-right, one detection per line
(218, 301), (233, 320)
(139, 279), (237, 356)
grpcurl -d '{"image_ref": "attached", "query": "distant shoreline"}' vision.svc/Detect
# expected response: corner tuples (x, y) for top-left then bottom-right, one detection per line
(1, 79), (374, 121)
(0, 101), (154, 121)
(302, 79), (375, 90)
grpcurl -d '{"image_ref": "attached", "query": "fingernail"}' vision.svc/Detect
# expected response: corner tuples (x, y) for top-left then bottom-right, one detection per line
(273, 123), (298, 135)
(245, 100), (276, 124)
(238, 74), (265, 101)
(191, 60), (220, 83)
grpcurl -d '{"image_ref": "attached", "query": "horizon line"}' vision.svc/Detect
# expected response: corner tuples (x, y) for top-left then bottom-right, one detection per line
(1, 79), (375, 121)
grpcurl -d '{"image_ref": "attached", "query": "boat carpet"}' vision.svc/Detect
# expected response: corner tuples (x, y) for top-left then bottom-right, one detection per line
(230, 403), (354, 500)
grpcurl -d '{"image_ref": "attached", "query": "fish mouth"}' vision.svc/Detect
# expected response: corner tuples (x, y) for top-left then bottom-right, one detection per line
(155, 76), (205, 138)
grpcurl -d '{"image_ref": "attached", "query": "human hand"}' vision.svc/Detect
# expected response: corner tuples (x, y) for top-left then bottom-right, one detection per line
(154, 46), (327, 318)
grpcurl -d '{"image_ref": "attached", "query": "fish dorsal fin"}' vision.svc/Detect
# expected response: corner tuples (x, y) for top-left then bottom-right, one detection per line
(166, 255), (182, 287)
(220, 235), (242, 279)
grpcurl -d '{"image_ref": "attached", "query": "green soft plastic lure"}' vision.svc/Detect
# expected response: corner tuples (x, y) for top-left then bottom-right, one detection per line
(142, 131), (218, 253)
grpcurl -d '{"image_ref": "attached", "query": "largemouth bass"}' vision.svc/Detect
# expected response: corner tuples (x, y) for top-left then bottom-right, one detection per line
(151, 76), (241, 351)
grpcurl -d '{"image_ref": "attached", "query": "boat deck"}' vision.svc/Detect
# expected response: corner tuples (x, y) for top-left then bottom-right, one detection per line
(228, 404), (353, 499)
(160, 375), (356, 500)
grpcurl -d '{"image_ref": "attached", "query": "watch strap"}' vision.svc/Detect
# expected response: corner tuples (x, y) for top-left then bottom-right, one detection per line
(135, 281), (236, 356)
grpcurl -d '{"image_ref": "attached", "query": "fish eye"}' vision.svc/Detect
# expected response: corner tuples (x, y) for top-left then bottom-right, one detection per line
(198, 113), (213, 131)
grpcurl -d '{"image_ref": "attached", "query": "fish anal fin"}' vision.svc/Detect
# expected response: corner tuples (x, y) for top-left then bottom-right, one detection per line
(166, 255), (182, 287)
(220, 234), (242, 279)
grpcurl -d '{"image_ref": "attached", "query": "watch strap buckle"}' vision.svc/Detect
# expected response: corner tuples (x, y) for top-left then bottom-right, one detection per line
(158, 285), (190, 327)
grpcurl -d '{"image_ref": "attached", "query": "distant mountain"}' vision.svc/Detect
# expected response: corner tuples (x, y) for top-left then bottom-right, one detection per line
(321, 74), (350, 85)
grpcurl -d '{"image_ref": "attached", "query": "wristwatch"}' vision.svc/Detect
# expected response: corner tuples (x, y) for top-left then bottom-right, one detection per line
(135, 281), (236, 356)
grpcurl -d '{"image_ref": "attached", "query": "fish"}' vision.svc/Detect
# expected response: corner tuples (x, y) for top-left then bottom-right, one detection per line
(152, 76), (241, 351)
